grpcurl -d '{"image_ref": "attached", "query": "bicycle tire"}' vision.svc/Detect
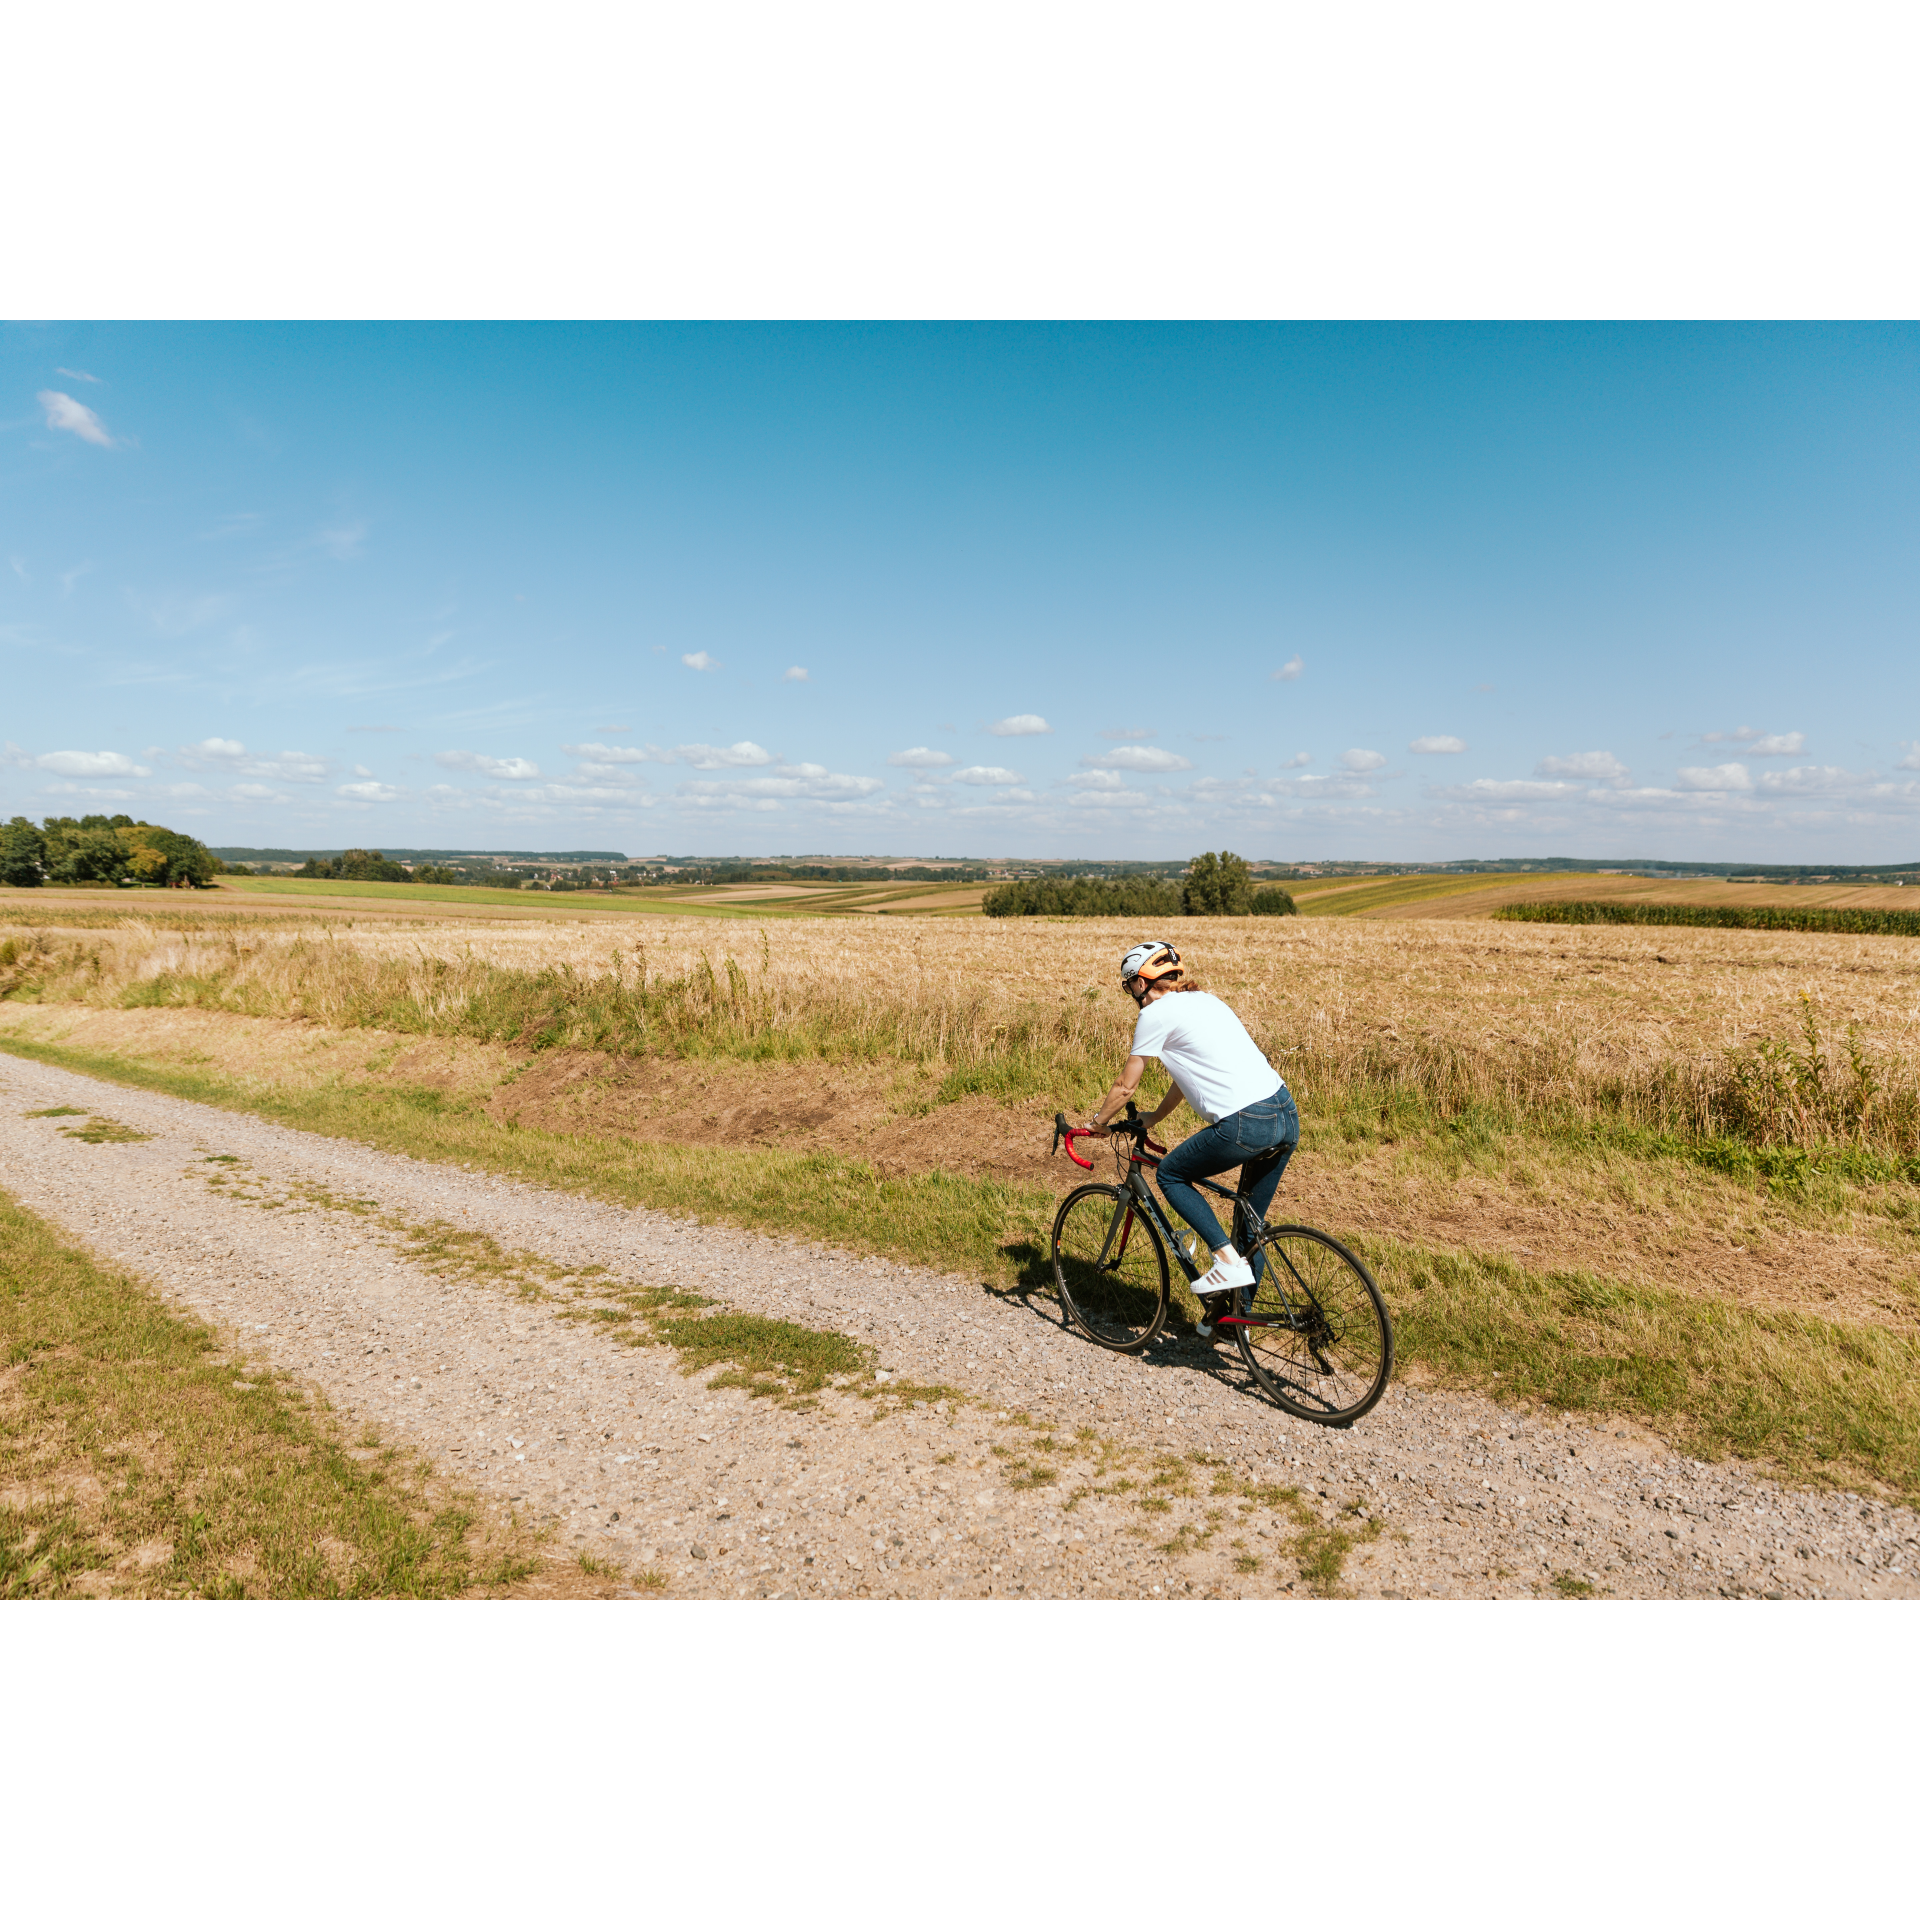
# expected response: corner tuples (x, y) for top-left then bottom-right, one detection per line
(1234, 1225), (1392, 1425)
(1051, 1183), (1169, 1354)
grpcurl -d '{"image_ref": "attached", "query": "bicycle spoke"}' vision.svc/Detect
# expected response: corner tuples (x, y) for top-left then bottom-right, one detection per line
(1052, 1184), (1168, 1353)
(1236, 1227), (1392, 1424)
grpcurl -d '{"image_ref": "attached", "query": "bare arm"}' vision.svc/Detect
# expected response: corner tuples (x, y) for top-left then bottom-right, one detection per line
(1091, 1057), (1183, 1134)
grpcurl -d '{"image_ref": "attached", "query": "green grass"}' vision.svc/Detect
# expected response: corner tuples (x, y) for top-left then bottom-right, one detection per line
(0, 1185), (536, 1598)
(1495, 900), (1920, 936)
(6, 1026), (1918, 1503)
(1292, 872), (1565, 916)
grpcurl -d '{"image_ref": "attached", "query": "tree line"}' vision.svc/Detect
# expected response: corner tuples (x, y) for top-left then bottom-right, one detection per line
(1, 814), (219, 889)
(982, 852), (1296, 918)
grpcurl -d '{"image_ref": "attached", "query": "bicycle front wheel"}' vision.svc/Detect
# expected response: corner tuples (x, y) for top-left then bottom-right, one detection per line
(1052, 1183), (1169, 1354)
(1236, 1225), (1392, 1425)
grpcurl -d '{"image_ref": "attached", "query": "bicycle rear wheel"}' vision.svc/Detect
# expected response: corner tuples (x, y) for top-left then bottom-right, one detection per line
(1235, 1225), (1392, 1425)
(1051, 1183), (1169, 1353)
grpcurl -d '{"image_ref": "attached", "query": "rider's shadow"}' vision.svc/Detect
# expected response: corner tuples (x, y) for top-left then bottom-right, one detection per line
(987, 1238), (1276, 1401)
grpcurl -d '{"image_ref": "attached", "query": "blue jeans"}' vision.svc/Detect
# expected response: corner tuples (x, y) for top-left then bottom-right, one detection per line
(1155, 1087), (1299, 1259)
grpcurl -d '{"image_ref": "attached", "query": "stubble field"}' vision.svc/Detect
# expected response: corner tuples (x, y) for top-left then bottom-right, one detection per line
(5, 898), (1920, 1551)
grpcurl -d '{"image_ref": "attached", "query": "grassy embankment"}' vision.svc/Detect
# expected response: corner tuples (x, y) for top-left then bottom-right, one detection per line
(0, 1188), (541, 1598)
(6, 911), (1920, 1497)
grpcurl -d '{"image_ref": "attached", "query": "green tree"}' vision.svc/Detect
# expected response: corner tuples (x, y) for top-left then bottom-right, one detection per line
(1249, 886), (1298, 916)
(1182, 850), (1253, 916)
(1, 816), (47, 887)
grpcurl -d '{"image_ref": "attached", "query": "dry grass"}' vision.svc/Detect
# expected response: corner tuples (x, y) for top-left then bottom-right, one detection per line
(6, 910), (1919, 1157)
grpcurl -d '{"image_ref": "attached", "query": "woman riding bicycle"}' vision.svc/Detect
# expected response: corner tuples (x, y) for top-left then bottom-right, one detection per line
(1087, 940), (1299, 1332)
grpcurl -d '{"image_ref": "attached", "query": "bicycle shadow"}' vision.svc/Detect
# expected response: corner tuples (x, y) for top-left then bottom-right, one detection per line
(987, 1236), (1280, 1404)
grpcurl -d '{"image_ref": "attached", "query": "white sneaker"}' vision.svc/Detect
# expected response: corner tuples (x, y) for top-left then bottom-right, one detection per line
(1192, 1247), (1253, 1295)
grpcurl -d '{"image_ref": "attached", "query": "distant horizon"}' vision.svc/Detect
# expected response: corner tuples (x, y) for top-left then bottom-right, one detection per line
(8, 322), (1917, 863)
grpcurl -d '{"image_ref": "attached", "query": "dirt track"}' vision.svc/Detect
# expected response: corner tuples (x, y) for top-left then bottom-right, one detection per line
(5, 1051), (1915, 1601)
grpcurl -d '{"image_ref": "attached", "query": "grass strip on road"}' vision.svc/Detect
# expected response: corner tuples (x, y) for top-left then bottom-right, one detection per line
(0, 1184), (539, 1598)
(5, 1028), (1917, 1504)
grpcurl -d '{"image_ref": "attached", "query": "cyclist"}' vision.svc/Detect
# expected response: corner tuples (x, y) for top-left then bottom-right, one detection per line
(1087, 939), (1299, 1335)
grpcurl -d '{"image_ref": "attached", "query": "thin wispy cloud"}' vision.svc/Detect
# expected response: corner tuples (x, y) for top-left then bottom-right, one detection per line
(1099, 727), (1154, 740)
(595, 724), (632, 734)
(675, 741), (774, 769)
(37, 391), (114, 446)
(783, 666), (809, 682)
(1701, 726), (1807, 756)
(315, 521), (366, 560)
(1536, 750), (1628, 780)
(1409, 735), (1466, 754)
(1271, 655), (1304, 682)
(1081, 745), (1193, 773)
(887, 748), (953, 768)
(1338, 748), (1387, 772)
(54, 367), (102, 384)
(435, 750), (542, 781)
(989, 714), (1051, 736)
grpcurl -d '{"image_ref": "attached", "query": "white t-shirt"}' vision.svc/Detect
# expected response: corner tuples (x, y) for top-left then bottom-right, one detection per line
(1129, 991), (1283, 1124)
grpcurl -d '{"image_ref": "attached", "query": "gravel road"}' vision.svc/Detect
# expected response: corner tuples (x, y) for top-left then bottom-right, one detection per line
(5, 1052), (1915, 1601)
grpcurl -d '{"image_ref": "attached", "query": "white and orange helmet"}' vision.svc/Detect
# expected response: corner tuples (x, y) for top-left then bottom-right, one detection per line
(1119, 940), (1183, 998)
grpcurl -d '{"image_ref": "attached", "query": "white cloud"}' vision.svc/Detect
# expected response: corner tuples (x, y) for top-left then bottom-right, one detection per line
(1282, 752), (1311, 768)
(435, 750), (542, 780)
(230, 784), (288, 803)
(1440, 778), (1579, 802)
(1899, 743), (1920, 772)
(30, 748), (150, 777)
(679, 763), (885, 806)
(1068, 769), (1124, 790)
(675, 741), (774, 769)
(1754, 765), (1858, 794)
(1068, 787), (1152, 809)
(37, 390), (114, 447)
(174, 741), (330, 783)
(888, 747), (954, 768)
(682, 651), (718, 671)
(783, 666), (809, 682)
(1675, 763), (1754, 791)
(1536, 750), (1629, 780)
(989, 714), (1052, 736)
(337, 781), (403, 802)
(1271, 655), (1304, 682)
(954, 765), (1023, 786)
(1081, 745), (1194, 773)
(55, 366), (101, 384)
(1409, 735), (1466, 754)
(1339, 749), (1388, 772)
(353, 763), (374, 777)
(1703, 726), (1807, 756)
(564, 742), (671, 765)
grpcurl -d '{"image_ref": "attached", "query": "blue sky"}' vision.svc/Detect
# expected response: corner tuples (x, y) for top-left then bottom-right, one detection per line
(4, 322), (1916, 861)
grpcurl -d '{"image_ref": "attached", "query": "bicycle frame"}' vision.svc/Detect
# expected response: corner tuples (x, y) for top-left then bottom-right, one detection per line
(1060, 1111), (1312, 1335)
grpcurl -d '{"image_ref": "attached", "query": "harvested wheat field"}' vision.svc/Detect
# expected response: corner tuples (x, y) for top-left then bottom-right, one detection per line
(6, 903), (1920, 1597)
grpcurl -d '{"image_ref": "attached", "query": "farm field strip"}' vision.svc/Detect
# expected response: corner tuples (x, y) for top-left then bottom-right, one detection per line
(7, 1050), (1912, 1600)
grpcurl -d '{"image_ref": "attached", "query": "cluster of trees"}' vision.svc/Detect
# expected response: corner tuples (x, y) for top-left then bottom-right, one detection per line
(983, 852), (1296, 919)
(1, 814), (219, 889)
(294, 849), (425, 883)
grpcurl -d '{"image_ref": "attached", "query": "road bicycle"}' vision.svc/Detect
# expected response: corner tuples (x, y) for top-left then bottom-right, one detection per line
(1050, 1104), (1393, 1426)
